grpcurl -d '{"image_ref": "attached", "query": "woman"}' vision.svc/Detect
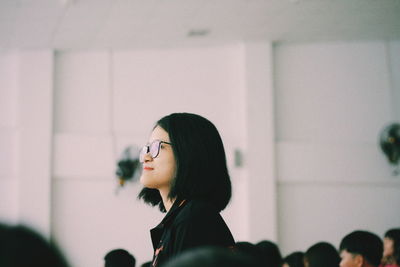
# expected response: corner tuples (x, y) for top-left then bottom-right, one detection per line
(380, 229), (400, 267)
(138, 113), (235, 267)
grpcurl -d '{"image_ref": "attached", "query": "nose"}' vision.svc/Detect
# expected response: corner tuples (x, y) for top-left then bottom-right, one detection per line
(143, 152), (153, 162)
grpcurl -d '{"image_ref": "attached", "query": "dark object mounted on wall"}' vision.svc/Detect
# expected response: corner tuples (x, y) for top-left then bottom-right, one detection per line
(379, 123), (400, 175)
(115, 146), (140, 187)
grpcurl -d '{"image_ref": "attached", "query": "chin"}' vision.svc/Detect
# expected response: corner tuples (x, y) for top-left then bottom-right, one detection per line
(139, 175), (148, 186)
(140, 175), (155, 188)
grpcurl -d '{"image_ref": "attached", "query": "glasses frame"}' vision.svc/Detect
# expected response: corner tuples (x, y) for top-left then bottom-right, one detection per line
(139, 140), (172, 163)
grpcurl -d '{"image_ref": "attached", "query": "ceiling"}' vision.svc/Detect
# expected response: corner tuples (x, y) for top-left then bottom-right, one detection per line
(1, 0), (400, 50)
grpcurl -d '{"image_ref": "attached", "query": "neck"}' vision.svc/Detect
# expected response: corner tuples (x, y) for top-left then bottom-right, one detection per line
(159, 188), (174, 212)
(384, 256), (396, 264)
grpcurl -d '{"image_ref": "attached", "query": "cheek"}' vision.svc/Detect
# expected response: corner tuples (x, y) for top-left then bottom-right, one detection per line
(160, 157), (177, 180)
(340, 258), (351, 267)
(384, 246), (393, 256)
(156, 164), (176, 183)
(383, 241), (393, 256)
(139, 171), (154, 187)
(139, 162), (176, 188)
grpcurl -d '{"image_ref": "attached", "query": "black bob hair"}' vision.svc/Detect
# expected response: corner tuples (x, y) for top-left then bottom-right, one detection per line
(138, 113), (232, 212)
(339, 230), (383, 267)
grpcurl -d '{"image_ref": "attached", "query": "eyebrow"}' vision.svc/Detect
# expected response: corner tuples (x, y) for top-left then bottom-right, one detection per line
(146, 139), (171, 145)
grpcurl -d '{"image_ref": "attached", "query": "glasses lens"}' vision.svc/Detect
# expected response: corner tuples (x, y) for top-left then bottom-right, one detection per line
(139, 146), (148, 163)
(139, 140), (165, 162)
(149, 140), (161, 158)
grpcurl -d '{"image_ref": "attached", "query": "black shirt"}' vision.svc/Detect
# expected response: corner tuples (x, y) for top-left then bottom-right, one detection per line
(150, 199), (235, 267)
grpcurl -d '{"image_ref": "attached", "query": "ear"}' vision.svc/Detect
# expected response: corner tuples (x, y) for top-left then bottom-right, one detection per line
(353, 254), (364, 267)
(303, 257), (309, 267)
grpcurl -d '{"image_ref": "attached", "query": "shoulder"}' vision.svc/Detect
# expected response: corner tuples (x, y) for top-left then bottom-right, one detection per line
(181, 199), (219, 215)
(170, 199), (235, 247)
(174, 199), (221, 224)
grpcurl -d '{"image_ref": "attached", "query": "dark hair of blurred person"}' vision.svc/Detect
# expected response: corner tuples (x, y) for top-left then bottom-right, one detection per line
(304, 242), (340, 267)
(104, 248), (136, 267)
(282, 251), (305, 267)
(162, 246), (259, 267)
(0, 223), (70, 267)
(339, 230), (383, 267)
(140, 261), (152, 267)
(235, 241), (264, 265)
(256, 240), (282, 267)
(381, 228), (400, 267)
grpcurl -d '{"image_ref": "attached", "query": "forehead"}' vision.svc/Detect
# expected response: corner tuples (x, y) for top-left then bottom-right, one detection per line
(149, 126), (170, 142)
(340, 250), (356, 259)
(384, 237), (394, 244)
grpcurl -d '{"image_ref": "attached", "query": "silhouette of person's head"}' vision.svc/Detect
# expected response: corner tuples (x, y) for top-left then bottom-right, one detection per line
(304, 242), (340, 267)
(256, 240), (282, 267)
(282, 251), (305, 267)
(0, 223), (70, 267)
(339, 230), (383, 267)
(104, 249), (136, 267)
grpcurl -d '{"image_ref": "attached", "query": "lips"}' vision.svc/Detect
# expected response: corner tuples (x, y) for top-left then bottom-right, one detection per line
(143, 166), (154, 171)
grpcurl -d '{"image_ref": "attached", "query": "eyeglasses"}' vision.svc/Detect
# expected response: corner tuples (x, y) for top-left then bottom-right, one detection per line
(139, 140), (172, 163)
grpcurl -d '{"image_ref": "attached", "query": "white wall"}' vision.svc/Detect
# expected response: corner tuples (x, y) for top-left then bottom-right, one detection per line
(0, 51), (54, 237)
(51, 45), (263, 267)
(245, 43), (277, 242)
(275, 41), (400, 255)
(0, 51), (19, 223)
(1, 44), (277, 267)
(1, 40), (399, 266)
(18, 50), (54, 237)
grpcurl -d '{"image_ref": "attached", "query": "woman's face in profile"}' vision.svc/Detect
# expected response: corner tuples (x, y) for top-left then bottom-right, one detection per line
(140, 126), (176, 192)
(383, 237), (394, 257)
